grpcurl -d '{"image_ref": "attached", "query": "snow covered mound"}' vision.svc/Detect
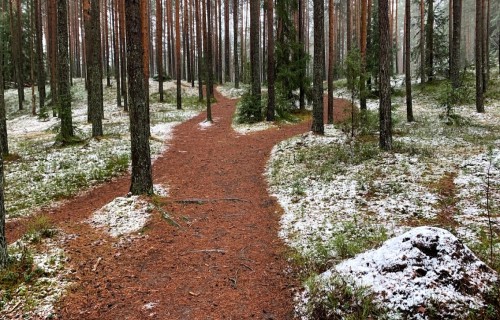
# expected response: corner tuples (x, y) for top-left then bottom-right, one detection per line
(334, 226), (498, 318)
(88, 196), (152, 237)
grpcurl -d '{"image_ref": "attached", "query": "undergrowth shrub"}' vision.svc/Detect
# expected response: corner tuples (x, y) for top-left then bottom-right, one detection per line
(0, 247), (45, 307)
(303, 273), (388, 319)
(236, 91), (264, 124)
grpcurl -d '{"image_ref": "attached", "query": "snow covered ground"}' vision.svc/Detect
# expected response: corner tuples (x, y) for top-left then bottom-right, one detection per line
(266, 78), (500, 318)
(88, 184), (167, 237)
(1, 230), (73, 319)
(3, 79), (202, 220)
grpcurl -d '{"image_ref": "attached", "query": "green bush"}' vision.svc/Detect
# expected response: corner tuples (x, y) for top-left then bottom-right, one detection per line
(236, 91), (264, 124)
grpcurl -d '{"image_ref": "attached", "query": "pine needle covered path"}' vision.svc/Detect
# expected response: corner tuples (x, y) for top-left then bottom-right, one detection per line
(8, 89), (351, 319)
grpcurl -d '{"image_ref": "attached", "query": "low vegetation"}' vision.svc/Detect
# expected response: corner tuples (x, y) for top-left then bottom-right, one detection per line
(267, 74), (500, 318)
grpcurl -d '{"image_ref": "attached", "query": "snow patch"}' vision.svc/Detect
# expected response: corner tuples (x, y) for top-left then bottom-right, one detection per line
(153, 184), (169, 197)
(311, 227), (498, 319)
(88, 196), (152, 237)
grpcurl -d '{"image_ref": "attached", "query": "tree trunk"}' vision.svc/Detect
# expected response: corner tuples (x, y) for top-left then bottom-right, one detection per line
(35, 0), (46, 114)
(482, 0), (488, 91)
(141, 0), (149, 81)
(206, 0), (213, 121)
(405, 0), (413, 122)
(119, 0), (128, 111)
(298, 0), (305, 109)
(394, 0), (399, 74)
(104, 0), (111, 87)
(346, 0), (352, 54)
(195, 0), (203, 100)
(156, 0), (164, 101)
(0, 51), (6, 261)
(57, 0), (74, 142)
(449, 0), (453, 74)
(311, 0), (324, 135)
(250, 0), (261, 117)
(328, 0), (335, 122)
(450, 0), (462, 88)
(224, 0), (230, 82)
(0, 27), (8, 156)
(112, 0), (122, 107)
(218, 0), (223, 84)
(379, 0), (392, 150)
(266, 0), (274, 121)
(84, 0), (104, 137)
(426, 0), (434, 81)
(184, 0), (192, 83)
(475, 0), (484, 112)
(176, 0), (182, 109)
(10, 0), (24, 110)
(125, 0), (153, 195)
(359, 0), (367, 111)
(0, 152), (6, 268)
(420, 0), (425, 83)
(233, 0), (239, 87)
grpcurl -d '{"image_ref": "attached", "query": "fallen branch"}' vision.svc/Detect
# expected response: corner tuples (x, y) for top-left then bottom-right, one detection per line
(189, 249), (226, 254)
(229, 269), (239, 289)
(240, 263), (253, 271)
(174, 197), (249, 204)
(92, 257), (102, 272)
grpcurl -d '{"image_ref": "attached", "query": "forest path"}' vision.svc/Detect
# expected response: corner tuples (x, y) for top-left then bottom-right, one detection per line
(8, 89), (351, 319)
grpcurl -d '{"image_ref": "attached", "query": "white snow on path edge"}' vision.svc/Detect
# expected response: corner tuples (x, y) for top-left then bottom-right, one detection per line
(88, 184), (168, 237)
(308, 227), (498, 319)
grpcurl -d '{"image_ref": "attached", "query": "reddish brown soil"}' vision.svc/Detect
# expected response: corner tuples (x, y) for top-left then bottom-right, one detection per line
(7, 92), (350, 319)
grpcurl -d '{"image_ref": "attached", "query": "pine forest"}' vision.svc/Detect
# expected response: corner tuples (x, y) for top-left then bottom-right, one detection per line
(0, 0), (499, 318)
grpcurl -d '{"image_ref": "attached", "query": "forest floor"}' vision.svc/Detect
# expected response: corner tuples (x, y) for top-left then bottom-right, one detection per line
(3, 86), (351, 319)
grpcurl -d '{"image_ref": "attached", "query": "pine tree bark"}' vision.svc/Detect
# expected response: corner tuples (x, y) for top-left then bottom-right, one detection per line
(0, 24), (6, 267)
(450, 0), (462, 88)
(156, 0), (164, 101)
(83, 0), (104, 137)
(224, 0), (230, 82)
(298, 0), (305, 109)
(176, 0), (182, 109)
(426, 0), (434, 81)
(10, 0), (24, 110)
(125, 0), (153, 195)
(482, 0), (488, 92)
(266, 0), (274, 121)
(0, 29), (8, 155)
(250, 0), (261, 116)
(57, 0), (74, 142)
(346, 0), (352, 54)
(233, 0), (239, 88)
(112, 0), (122, 107)
(328, 0), (335, 122)
(312, 0), (324, 135)
(419, 0), (425, 83)
(359, 0), (367, 111)
(475, 0), (484, 112)
(0, 152), (6, 268)
(35, 0), (46, 113)
(48, 0), (58, 115)
(379, 0), (392, 150)
(141, 0), (150, 81)
(104, 0), (111, 87)
(206, 0), (213, 121)
(218, 0), (223, 84)
(405, 0), (413, 122)
(119, 0), (128, 111)
(195, 0), (203, 100)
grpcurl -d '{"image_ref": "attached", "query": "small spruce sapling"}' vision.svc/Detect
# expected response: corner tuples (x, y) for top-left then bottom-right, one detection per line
(345, 49), (362, 139)
(485, 146), (495, 265)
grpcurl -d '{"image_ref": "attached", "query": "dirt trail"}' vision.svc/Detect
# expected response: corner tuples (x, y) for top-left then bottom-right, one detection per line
(8, 91), (351, 319)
